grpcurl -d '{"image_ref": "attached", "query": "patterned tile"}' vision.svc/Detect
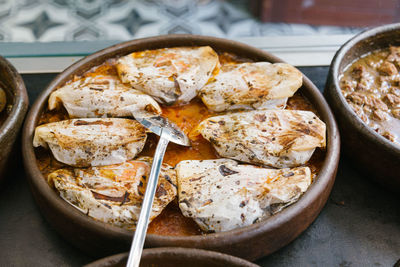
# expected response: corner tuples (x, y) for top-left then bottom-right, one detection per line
(18, 11), (63, 39)
(112, 9), (156, 36)
(0, 0), (362, 42)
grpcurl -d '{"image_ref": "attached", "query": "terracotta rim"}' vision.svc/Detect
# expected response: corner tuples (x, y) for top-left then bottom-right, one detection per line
(331, 22), (400, 155)
(84, 247), (260, 267)
(22, 35), (340, 248)
(0, 56), (28, 141)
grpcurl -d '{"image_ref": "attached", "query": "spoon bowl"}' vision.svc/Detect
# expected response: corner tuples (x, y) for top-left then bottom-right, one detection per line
(133, 113), (190, 147)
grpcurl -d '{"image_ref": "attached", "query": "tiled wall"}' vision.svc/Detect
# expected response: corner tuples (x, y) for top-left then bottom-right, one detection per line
(0, 0), (361, 42)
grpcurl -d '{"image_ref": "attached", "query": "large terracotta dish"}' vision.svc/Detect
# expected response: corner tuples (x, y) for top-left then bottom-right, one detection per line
(0, 55), (28, 183)
(84, 247), (259, 267)
(22, 35), (340, 260)
(325, 23), (400, 192)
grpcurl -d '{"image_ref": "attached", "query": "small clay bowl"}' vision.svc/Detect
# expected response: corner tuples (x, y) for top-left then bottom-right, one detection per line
(84, 247), (259, 267)
(22, 35), (340, 260)
(0, 55), (28, 183)
(325, 23), (400, 192)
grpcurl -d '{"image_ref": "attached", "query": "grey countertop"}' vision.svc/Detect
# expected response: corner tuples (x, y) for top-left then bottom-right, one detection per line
(0, 68), (399, 267)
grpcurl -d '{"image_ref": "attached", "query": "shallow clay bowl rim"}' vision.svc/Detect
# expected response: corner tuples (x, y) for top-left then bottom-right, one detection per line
(22, 34), (339, 244)
(331, 22), (400, 155)
(84, 247), (259, 267)
(0, 55), (28, 142)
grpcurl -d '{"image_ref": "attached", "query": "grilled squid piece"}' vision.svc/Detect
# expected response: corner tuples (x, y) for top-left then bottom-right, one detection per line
(176, 159), (311, 232)
(195, 109), (326, 168)
(48, 157), (177, 229)
(199, 62), (302, 112)
(48, 75), (161, 118)
(33, 118), (147, 167)
(116, 46), (219, 104)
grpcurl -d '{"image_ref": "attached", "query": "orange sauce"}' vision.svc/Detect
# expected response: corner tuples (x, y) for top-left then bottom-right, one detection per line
(35, 52), (326, 236)
(83, 59), (118, 78)
(286, 93), (317, 113)
(140, 98), (219, 167)
(147, 201), (202, 235)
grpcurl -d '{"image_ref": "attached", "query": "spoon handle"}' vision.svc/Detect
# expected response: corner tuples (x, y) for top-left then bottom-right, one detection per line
(126, 131), (170, 267)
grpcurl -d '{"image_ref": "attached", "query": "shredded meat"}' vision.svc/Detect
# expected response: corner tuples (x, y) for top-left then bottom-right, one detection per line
(387, 46), (400, 66)
(372, 110), (388, 121)
(378, 61), (397, 76)
(340, 47), (400, 145)
(346, 92), (366, 105)
(382, 131), (396, 142)
(392, 109), (400, 119)
(385, 94), (400, 108)
(369, 97), (388, 111)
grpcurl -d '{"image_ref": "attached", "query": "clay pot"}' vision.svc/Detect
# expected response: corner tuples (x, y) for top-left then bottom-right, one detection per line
(84, 247), (259, 267)
(325, 23), (400, 192)
(22, 35), (340, 260)
(0, 55), (28, 183)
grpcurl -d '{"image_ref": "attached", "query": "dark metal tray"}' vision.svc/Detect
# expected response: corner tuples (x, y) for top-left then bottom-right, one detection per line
(0, 67), (398, 266)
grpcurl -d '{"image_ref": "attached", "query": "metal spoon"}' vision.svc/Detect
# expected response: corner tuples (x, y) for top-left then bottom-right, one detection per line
(126, 112), (190, 267)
